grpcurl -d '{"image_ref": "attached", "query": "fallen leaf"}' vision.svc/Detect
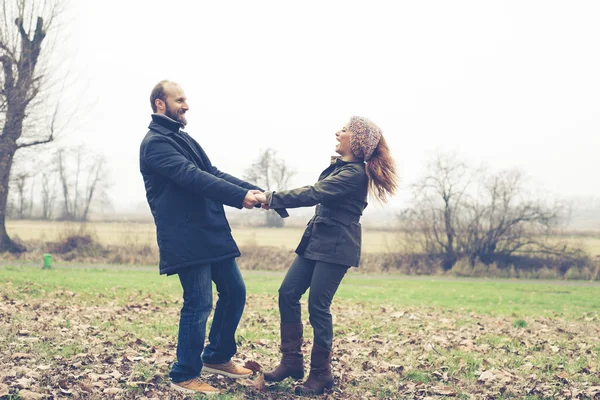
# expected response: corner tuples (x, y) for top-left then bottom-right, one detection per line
(521, 362), (534, 371)
(434, 386), (457, 396)
(78, 383), (93, 393)
(253, 373), (265, 392)
(103, 387), (124, 394)
(110, 370), (123, 380)
(18, 337), (40, 343)
(478, 370), (496, 384)
(17, 390), (45, 400)
(25, 370), (41, 380)
(155, 356), (171, 364)
(59, 387), (72, 395)
(0, 383), (9, 396)
(14, 377), (33, 389)
(585, 386), (600, 397)
(126, 381), (153, 388)
(58, 379), (72, 394)
(11, 352), (33, 360)
(243, 360), (262, 373)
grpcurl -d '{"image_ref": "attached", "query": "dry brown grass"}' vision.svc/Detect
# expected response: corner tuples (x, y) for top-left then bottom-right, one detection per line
(8, 220), (600, 256)
(5, 220), (399, 254)
(3, 220), (599, 280)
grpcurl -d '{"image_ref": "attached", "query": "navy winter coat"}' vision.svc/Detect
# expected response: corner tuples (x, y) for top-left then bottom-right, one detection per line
(139, 114), (285, 275)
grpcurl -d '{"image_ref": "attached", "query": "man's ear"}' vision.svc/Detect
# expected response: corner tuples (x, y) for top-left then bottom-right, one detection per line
(155, 98), (165, 112)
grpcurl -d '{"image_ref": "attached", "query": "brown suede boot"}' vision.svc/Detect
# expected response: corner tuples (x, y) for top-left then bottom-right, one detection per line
(294, 345), (333, 395)
(264, 323), (304, 382)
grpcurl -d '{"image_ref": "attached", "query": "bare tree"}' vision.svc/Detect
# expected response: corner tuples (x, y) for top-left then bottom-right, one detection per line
(0, 0), (67, 251)
(57, 148), (72, 218)
(56, 146), (109, 221)
(27, 173), (35, 217)
(401, 153), (582, 271)
(11, 171), (30, 219)
(400, 153), (471, 270)
(245, 148), (275, 191)
(464, 169), (574, 266)
(40, 169), (57, 219)
(244, 148), (296, 227)
(272, 157), (295, 191)
(81, 154), (106, 221)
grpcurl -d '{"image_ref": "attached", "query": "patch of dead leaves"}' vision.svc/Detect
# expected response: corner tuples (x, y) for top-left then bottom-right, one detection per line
(1, 284), (599, 399)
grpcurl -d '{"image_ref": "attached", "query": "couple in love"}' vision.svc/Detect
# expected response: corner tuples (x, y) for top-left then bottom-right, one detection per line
(139, 80), (398, 396)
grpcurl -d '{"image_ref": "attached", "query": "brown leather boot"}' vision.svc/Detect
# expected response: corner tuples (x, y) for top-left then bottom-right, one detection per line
(294, 345), (333, 395)
(264, 322), (304, 382)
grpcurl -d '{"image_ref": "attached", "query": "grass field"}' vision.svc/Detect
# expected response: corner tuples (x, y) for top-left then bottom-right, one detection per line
(1, 265), (599, 399)
(5, 220), (600, 256)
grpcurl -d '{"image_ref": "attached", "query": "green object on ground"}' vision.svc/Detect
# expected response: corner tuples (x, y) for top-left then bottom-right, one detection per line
(43, 253), (52, 269)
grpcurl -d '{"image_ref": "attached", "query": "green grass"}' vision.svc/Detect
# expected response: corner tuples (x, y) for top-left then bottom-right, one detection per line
(338, 275), (599, 317)
(1, 265), (600, 399)
(404, 369), (430, 383)
(2, 266), (599, 318)
(512, 319), (527, 328)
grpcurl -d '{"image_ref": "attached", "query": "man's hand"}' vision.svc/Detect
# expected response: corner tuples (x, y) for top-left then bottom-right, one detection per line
(242, 191), (258, 209)
(252, 192), (271, 210)
(248, 189), (269, 209)
(254, 192), (267, 205)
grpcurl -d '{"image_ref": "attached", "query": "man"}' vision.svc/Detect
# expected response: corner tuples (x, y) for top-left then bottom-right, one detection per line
(139, 80), (287, 395)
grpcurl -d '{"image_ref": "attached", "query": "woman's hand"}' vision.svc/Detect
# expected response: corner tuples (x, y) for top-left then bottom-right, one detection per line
(254, 192), (267, 204)
(251, 191), (270, 209)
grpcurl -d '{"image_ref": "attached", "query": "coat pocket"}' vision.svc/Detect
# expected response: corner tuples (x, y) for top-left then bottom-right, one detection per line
(308, 217), (341, 255)
(349, 222), (362, 261)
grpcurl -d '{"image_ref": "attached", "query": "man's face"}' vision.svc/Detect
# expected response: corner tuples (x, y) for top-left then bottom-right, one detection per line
(160, 83), (189, 126)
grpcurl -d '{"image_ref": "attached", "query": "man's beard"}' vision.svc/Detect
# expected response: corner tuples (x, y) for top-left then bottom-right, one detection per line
(165, 105), (187, 127)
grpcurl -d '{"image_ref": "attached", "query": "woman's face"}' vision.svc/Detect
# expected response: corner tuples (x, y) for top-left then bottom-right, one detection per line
(335, 122), (353, 157)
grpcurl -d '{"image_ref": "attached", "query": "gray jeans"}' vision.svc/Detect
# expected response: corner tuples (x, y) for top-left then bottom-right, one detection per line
(278, 255), (349, 351)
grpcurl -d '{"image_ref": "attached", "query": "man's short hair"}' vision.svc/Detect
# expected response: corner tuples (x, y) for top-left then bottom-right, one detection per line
(150, 80), (170, 112)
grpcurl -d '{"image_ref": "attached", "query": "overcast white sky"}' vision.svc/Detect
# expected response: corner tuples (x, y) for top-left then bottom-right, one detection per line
(55, 0), (600, 214)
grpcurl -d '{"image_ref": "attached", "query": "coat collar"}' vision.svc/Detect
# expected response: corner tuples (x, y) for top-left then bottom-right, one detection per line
(330, 156), (363, 166)
(148, 113), (184, 135)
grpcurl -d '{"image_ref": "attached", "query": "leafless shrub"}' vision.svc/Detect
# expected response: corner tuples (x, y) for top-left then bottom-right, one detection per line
(399, 153), (590, 273)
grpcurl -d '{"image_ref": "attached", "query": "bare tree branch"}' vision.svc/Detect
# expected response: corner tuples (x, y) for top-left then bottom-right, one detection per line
(244, 148), (295, 227)
(16, 134), (53, 148)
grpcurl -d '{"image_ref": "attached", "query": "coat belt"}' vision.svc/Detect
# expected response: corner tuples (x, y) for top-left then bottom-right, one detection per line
(315, 204), (360, 224)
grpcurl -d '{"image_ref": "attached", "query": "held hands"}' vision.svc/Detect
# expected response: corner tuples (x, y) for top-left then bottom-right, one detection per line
(242, 190), (270, 210)
(251, 190), (270, 210)
(254, 192), (270, 210)
(242, 190), (259, 209)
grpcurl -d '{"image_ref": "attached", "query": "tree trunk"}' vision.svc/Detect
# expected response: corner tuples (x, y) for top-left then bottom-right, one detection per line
(443, 197), (457, 270)
(265, 209), (284, 228)
(0, 137), (25, 252)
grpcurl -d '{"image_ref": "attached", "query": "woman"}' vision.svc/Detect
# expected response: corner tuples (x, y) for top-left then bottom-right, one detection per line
(254, 116), (399, 395)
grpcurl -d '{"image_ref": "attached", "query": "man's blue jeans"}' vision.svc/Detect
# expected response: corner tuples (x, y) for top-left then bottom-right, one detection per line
(169, 258), (246, 383)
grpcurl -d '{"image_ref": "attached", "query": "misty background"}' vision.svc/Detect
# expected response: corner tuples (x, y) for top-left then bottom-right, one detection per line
(13, 0), (600, 228)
